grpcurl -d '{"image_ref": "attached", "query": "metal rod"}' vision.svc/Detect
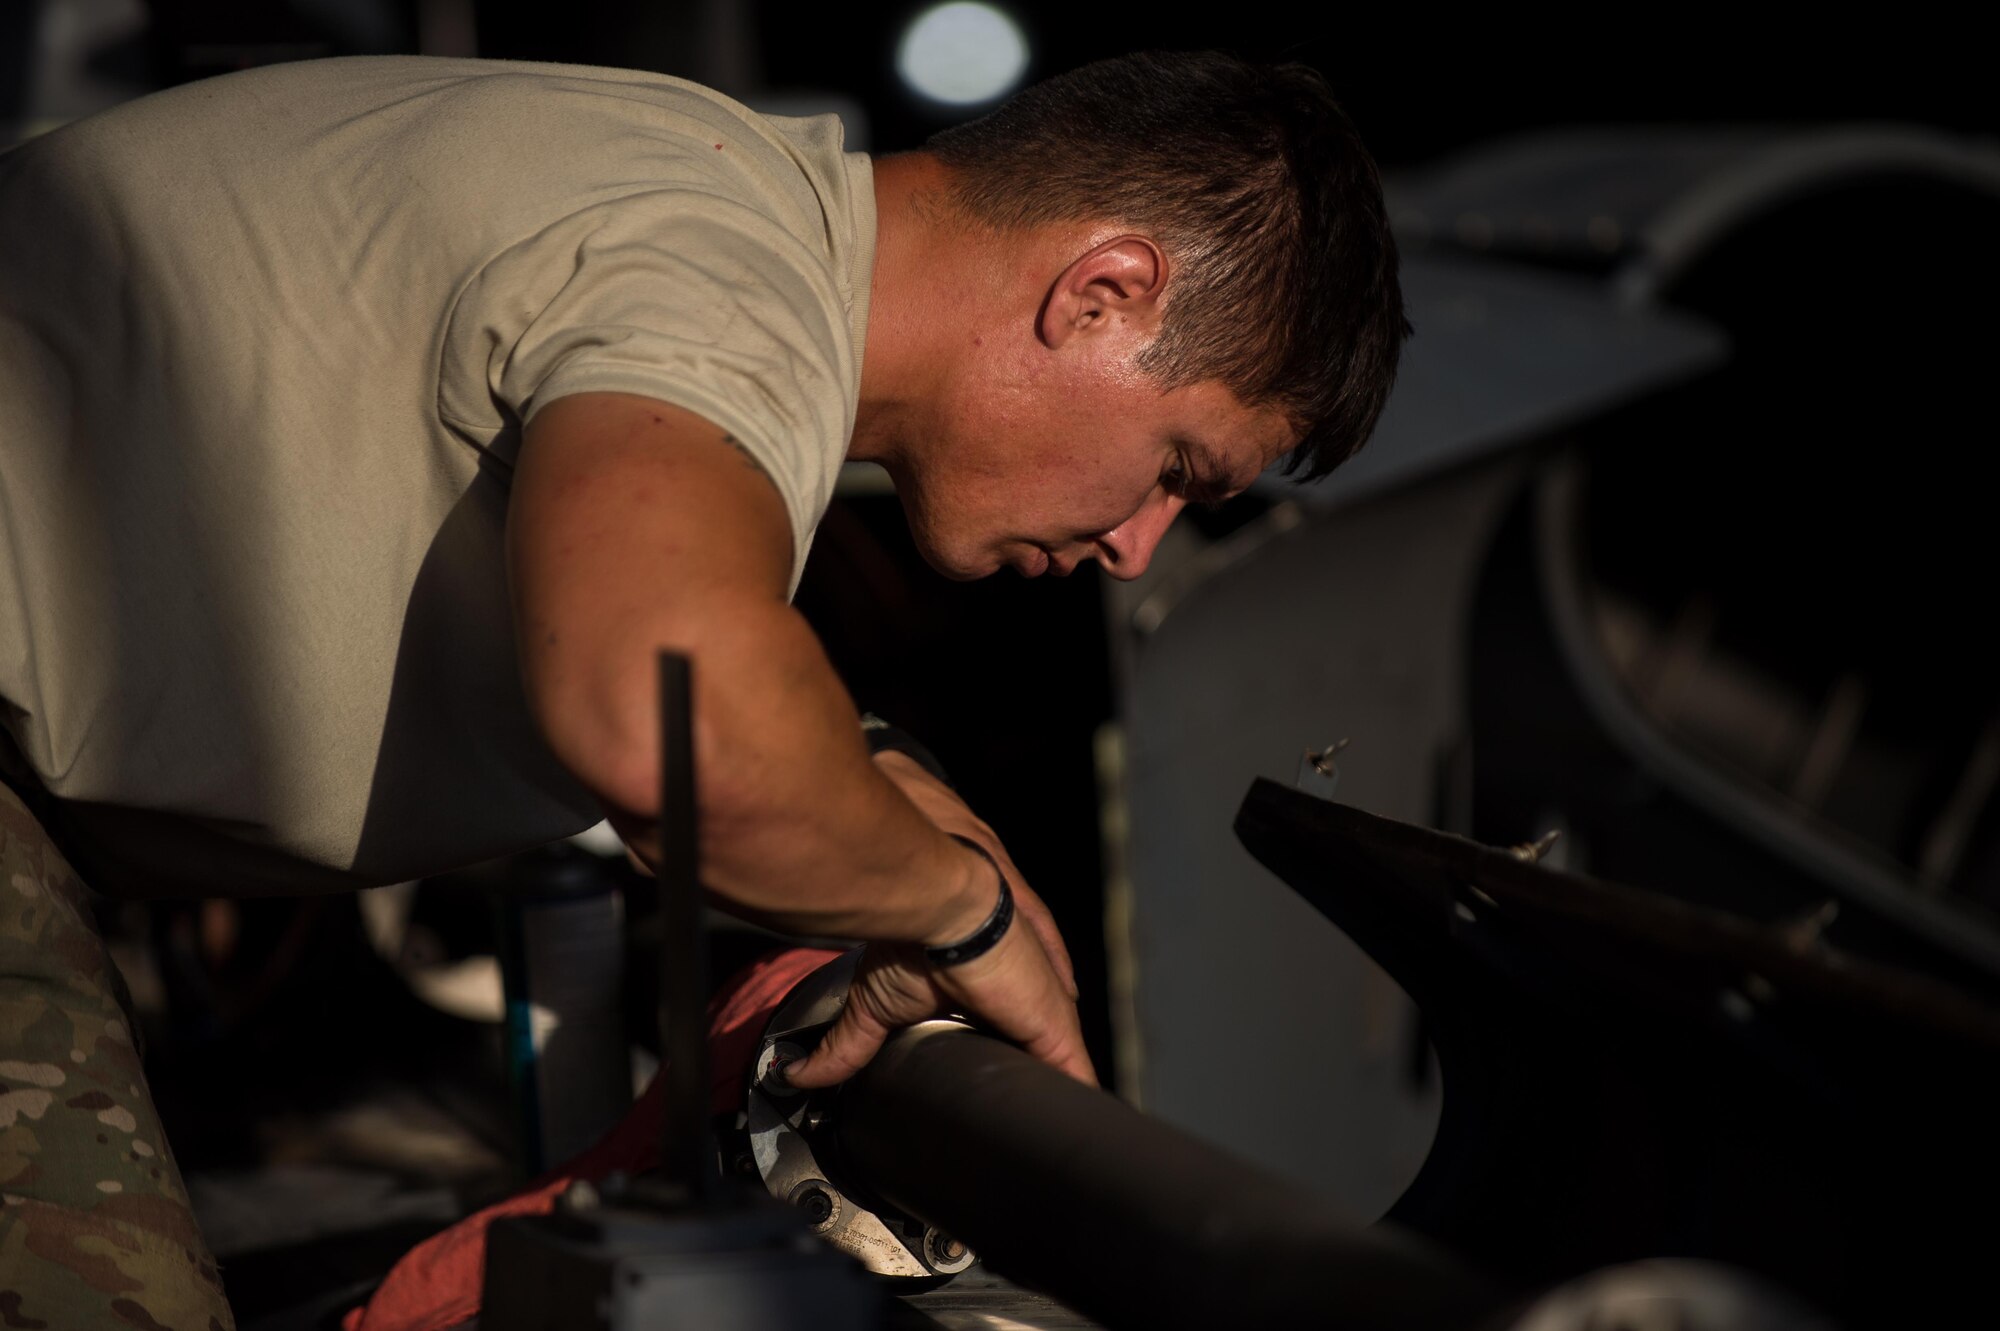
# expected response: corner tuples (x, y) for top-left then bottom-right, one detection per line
(834, 1022), (1504, 1330)
(656, 651), (716, 1202)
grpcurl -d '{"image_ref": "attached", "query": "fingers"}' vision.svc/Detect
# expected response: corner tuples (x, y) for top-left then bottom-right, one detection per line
(1012, 880), (1078, 1000)
(1010, 950), (1094, 1086)
(792, 999), (1096, 1092)
(932, 927), (1096, 1090)
(1019, 1013), (1099, 1087)
(784, 1002), (891, 1090)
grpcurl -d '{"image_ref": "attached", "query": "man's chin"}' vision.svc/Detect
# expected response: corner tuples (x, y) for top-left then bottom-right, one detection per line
(909, 538), (990, 582)
(906, 522), (1025, 581)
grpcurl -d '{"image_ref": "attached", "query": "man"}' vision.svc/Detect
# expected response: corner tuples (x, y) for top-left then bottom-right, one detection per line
(0, 48), (1404, 1327)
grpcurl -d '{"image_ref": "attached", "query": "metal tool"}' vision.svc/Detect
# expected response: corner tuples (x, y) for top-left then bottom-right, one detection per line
(829, 1015), (1502, 1331)
(1233, 777), (2000, 1325)
(726, 946), (1502, 1330)
(479, 653), (881, 1331)
(738, 950), (974, 1280)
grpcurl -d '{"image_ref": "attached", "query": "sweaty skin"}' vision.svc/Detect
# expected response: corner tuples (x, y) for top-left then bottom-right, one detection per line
(512, 153), (1297, 1090)
(844, 154), (1299, 583)
(509, 394), (1092, 1087)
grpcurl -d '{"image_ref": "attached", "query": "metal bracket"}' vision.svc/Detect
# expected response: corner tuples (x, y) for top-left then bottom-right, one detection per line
(1296, 738), (1350, 800)
(741, 952), (976, 1281)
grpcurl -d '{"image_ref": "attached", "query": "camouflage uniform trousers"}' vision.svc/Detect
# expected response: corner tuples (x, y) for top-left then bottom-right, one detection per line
(0, 783), (233, 1330)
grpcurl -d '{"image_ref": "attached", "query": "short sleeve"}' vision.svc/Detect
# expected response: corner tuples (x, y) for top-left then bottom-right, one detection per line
(441, 189), (861, 587)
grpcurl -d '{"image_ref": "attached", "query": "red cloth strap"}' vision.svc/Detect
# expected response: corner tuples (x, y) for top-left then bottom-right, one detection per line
(342, 946), (843, 1331)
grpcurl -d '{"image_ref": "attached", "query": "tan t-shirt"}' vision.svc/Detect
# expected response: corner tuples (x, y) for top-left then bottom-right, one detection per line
(0, 56), (875, 896)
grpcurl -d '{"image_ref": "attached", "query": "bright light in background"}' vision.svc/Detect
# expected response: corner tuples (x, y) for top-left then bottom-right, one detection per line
(896, 2), (1029, 107)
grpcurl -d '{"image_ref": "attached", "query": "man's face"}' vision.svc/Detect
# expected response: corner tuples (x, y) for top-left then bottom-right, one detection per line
(887, 342), (1299, 583)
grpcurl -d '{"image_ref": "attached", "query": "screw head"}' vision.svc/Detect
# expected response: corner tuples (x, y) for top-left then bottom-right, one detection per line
(922, 1226), (975, 1274)
(787, 1179), (837, 1230)
(759, 1041), (807, 1097)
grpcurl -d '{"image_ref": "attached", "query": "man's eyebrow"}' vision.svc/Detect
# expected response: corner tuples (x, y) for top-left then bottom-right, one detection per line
(1176, 438), (1238, 506)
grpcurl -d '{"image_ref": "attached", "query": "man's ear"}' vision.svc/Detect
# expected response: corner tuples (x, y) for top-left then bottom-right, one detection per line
(1038, 235), (1168, 350)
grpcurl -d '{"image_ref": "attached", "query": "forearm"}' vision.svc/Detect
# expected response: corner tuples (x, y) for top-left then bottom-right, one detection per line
(581, 602), (990, 942)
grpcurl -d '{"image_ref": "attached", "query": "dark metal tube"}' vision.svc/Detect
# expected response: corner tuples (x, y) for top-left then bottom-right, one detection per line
(835, 1022), (1505, 1331)
(656, 651), (715, 1201)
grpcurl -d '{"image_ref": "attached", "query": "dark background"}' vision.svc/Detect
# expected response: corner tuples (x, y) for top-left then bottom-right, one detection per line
(11, 4), (1995, 165)
(7, 0), (1992, 1128)
(7, 0), (1991, 1087)
(5, 5), (1996, 1321)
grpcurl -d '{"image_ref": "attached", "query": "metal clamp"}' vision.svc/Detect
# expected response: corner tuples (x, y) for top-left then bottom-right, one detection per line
(738, 951), (978, 1281)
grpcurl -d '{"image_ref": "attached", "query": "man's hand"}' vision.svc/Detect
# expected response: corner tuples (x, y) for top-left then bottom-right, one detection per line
(868, 750), (1078, 1001)
(785, 751), (1095, 1090)
(785, 879), (1098, 1090)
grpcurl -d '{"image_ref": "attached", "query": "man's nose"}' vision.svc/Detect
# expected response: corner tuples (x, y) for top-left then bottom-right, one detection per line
(1093, 493), (1186, 581)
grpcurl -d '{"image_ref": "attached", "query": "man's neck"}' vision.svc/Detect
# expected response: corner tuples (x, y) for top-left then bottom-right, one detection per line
(850, 152), (971, 469)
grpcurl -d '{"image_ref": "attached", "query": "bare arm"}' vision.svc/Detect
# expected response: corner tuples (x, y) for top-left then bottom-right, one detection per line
(509, 393), (1092, 1085)
(508, 391), (990, 942)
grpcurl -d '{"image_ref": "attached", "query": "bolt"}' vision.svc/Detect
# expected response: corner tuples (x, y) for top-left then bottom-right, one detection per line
(760, 1041), (805, 1096)
(1307, 738), (1350, 775)
(923, 1227), (973, 1272)
(794, 1183), (834, 1228)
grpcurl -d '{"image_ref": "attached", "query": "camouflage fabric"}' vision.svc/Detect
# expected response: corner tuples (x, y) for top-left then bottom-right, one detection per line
(0, 784), (233, 1330)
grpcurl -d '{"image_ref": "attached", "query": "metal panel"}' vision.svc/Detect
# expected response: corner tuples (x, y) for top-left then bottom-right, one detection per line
(1253, 253), (1725, 512)
(1110, 458), (1528, 1215)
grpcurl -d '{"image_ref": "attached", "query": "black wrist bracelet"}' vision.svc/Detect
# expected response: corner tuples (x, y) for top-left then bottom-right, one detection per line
(924, 836), (1015, 967)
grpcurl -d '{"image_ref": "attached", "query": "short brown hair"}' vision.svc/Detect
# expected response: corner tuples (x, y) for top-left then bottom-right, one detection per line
(926, 50), (1409, 481)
